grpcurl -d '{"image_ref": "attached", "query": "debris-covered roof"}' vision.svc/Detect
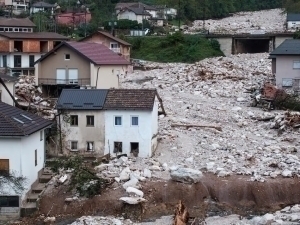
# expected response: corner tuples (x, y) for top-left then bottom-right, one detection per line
(57, 89), (108, 110)
(79, 31), (131, 46)
(0, 32), (68, 40)
(0, 17), (36, 27)
(270, 39), (300, 55)
(287, 13), (300, 21)
(104, 89), (157, 110)
(36, 41), (130, 65)
(0, 102), (52, 136)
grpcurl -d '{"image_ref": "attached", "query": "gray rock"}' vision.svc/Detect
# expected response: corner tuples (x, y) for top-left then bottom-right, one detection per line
(170, 167), (203, 184)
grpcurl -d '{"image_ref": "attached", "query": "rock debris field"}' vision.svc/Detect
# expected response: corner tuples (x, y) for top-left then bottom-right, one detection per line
(189, 9), (286, 34)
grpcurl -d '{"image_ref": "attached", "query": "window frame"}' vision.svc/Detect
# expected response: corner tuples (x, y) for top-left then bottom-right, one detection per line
(40, 130), (43, 141)
(282, 78), (293, 87)
(70, 115), (78, 126)
(65, 54), (70, 60)
(0, 196), (19, 207)
(14, 55), (21, 67)
(34, 149), (37, 166)
(0, 159), (9, 176)
(113, 141), (122, 153)
(131, 115), (139, 126)
(293, 60), (300, 69)
(3, 55), (7, 67)
(114, 116), (122, 126)
(86, 141), (94, 151)
(70, 141), (78, 151)
(29, 55), (35, 67)
(86, 115), (94, 127)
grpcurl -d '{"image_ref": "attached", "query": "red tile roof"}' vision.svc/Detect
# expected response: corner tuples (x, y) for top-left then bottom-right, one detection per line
(104, 89), (157, 110)
(36, 41), (130, 65)
(79, 31), (131, 46)
(0, 32), (68, 40)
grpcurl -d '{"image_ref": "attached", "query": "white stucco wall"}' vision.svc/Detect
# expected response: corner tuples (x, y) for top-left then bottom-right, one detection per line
(0, 130), (45, 198)
(275, 55), (300, 87)
(104, 110), (154, 157)
(91, 64), (127, 89)
(0, 53), (42, 68)
(59, 110), (105, 154)
(287, 21), (300, 29)
(0, 81), (15, 106)
(118, 11), (137, 21)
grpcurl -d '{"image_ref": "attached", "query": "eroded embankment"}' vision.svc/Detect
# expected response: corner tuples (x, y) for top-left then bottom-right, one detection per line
(34, 174), (300, 224)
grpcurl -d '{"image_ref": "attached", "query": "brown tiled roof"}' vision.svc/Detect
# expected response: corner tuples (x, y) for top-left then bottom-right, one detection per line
(104, 89), (157, 110)
(0, 17), (36, 27)
(0, 32), (69, 40)
(0, 102), (52, 136)
(36, 41), (130, 65)
(80, 31), (131, 46)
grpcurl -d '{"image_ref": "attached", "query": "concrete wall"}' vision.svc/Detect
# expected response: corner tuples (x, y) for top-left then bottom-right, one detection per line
(104, 110), (154, 157)
(59, 110), (105, 155)
(91, 65), (126, 89)
(37, 46), (90, 82)
(213, 37), (232, 56)
(275, 55), (300, 87)
(0, 81), (15, 106)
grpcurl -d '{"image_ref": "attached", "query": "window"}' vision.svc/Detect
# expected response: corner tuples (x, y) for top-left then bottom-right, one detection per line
(113, 142), (122, 153)
(35, 149), (37, 166)
(0, 90), (2, 101)
(130, 142), (139, 157)
(86, 115), (94, 126)
(131, 116), (139, 126)
(65, 54), (70, 60)
(14, 55), (21, 67)
(29, 55), (34, 67)
(2, 55), (6, 67)
(0, 159), (9, 176)
(87, 141), (94, 151)
(40, 130), (43, 141)
(71, 141), (78, 150)
(114, 116), (122, 126)
(0, 196), (19, 207)
(8, 28), (12, 32)
(0, 28), (3, 31)
(282, 78), (293, 87)
(110, 42), (119, 49)
(293, 61), (300, 69)
(70, 115), (78, 126)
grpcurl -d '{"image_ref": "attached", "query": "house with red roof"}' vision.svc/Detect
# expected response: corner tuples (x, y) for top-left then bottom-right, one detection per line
(34, 41), (130, 97)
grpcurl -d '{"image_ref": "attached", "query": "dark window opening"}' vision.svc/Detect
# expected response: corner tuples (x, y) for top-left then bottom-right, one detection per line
(8, 28), (12, 31)
(35, 149), (37, 166)
(86, 115), (94, 126)
(40, 41), (48, 52)
(22, 70), (28, 75)
(14, 41), (23, 52)
(12, 70), (21, 77)
(130, 142), (139, 157)
(0, 196), (19, 207)
(113, 142), (122, 153)
(2, 55), (7, 67)
(14, 55), (21, 67)
(70, 115), (78, 126)
(114, 116), (122, 125)
(87, 141), (94, 151)
(0, 90), (2, 102)
(65, 54), (70, 60)
(29, 55), (34, 67)
(71, 141), (78, 150)
(0, 28), (4, 31)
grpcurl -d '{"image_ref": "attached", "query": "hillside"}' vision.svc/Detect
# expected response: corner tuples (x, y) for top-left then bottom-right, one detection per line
(126, 32), (224, 63)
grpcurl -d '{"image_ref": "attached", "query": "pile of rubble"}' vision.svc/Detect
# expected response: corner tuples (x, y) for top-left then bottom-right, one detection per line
(120, 53), (300, 181)
(15, 75), (56, 120)
(189, 9), (286, 34)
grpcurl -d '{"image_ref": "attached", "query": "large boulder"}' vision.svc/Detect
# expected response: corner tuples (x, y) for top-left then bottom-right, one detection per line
(170, 167), (203, 184)
(119, 197), (147, 204)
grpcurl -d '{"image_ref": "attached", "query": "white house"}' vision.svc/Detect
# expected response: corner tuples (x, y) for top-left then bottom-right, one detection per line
(117, 7), (152, 24)
(287, 13), (300, 30)
(104, 89), (159, 158)
(56, 89), (159, 158)
(30, 1), (55, 15)
(0, 73), (17, 106)
(0, 102), (52, 220)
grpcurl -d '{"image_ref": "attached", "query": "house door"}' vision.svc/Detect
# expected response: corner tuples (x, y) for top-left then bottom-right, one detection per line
(56, 69), (66, 84)
(68, 69), (78, 84)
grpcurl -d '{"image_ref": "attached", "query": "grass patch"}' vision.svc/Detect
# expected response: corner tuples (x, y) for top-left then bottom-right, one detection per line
(125, 32), (224, 63)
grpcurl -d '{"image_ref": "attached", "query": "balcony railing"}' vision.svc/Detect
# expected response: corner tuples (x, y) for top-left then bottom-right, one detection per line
(110, 48), (121, 53)
(39, 78), (90, 86)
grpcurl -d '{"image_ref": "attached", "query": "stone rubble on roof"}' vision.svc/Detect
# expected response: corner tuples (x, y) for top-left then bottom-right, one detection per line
(187, 8), (286, 34)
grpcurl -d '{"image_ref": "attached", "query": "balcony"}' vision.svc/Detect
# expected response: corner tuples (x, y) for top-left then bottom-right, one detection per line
(39, 78), (90, 86)
(110, 48), (120, 53)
